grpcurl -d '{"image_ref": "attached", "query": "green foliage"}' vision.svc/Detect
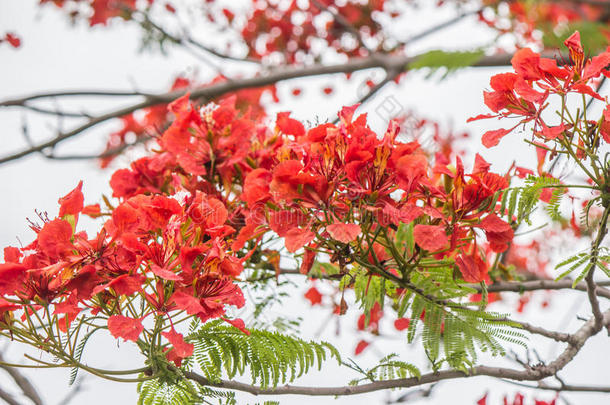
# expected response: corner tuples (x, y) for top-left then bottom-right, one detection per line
(68, 325), (105, 385)
(402, 291), (525, 371)
(188, 321), (340, 389)
(347, 354), (420, 386)
(500, 175), (565, 225)
(408, 49), (485, 79)
(138, 378), (236, 405)
(542, 21), (609, 53)
(555, 247), (610, 286)
(349, 258), (525, 371)
(138, 322), (340, 405)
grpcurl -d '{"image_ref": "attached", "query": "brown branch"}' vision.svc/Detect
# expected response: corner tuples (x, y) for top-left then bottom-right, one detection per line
(0, 353), (44, 405)
(585, 204), (609, 329)
(0, 388), (23, 405)
(180, 308), (610, 397)
(1, 51), (560, 165)
(502, 377), (610, 393)
(0, 90), (149, 105)
(480, 279), (610, 299)
(269, 268), (610, 299)
(510, 320), (572, 343)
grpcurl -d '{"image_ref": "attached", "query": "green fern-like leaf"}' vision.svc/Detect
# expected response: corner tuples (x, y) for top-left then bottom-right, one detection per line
(408, 49), (485, 79)
(187, 321), (340, 390)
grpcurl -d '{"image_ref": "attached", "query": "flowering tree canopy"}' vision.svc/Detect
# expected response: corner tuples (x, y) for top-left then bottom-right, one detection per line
(1, 1), (610, 405)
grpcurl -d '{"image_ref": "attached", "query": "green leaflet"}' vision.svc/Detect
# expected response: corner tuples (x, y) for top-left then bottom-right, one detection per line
(137, 379), (236, 405)
(347, 354), (420, 386)
(408, 49), (485, 79)
(138, 321), (340, 405)
(542, 21), (609, 53)
(500, 175), (565, 225)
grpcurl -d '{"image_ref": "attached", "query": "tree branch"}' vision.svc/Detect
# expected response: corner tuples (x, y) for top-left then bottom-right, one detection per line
(181, 308), (610, 397)
(271, 268), (610, 299)
(0, 51), (558, 165)
(0, 388), (23, 405)
(0, 353), (44, 405)
(584, 204), (609, 329)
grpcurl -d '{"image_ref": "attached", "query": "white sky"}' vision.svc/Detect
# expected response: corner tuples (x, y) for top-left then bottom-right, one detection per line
(0, 1), (609, 404)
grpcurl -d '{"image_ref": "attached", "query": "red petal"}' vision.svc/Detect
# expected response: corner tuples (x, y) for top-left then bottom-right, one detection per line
(162, 329), (194, 359)
(571, 83), (603, 100)
(413, 224), (448, 252)
(0, 263), (27, 296)
(456, 253), (488, 283)
(482, 128), (511, 148)
(300, 245), (317, 275)
(338, 104), (360, 125)
(354, 340), (370, 355)
(583, 52), (610, 80)
(467, 114), (495, 123)
(107, 315), (143, 342)
(223, 318), (250, 335)
(478, 214), (511, 233)
(326, 222), (361, 243)
(37, 219), (73, 259)
(394, 318), (410, 331)
(284, 228), (315, 253)
(172, 290), (205, 315)
(276, 112), (305, 137)
(304, 287), (322, 305)
(58, 181), (84, 218)
(150, 264), (182, 281)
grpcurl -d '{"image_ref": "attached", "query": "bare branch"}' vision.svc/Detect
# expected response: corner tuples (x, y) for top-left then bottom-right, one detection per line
(1, 51), (558, 165)
(480, 279), (610, 299)
(0, 388), (23, 405)
(0, 353), (44, 405)
(584, 204), (610, 328)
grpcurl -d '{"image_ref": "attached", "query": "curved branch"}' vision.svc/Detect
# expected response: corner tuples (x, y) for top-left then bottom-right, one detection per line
(480, 279), (610, 299)
(182, 308), (610, 396)
(272, 268), (610, 299)
(0, 353), (44, 405)
(0, 51), (552, 165)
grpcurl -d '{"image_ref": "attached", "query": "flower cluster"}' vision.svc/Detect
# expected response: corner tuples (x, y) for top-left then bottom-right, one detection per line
(0, 91), (515, 365)
(472, 31), (610, 156)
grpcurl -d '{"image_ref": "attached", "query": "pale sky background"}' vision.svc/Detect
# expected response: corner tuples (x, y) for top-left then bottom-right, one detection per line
(0, 1), (609, 404)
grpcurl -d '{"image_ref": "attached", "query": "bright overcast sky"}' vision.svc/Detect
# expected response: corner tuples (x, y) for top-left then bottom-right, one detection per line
(0, 1), (609, 404)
